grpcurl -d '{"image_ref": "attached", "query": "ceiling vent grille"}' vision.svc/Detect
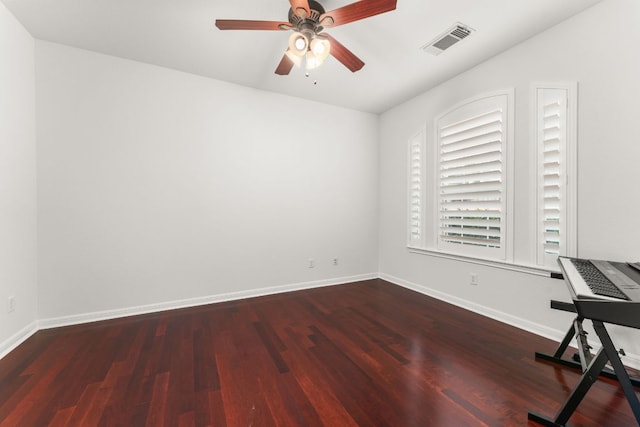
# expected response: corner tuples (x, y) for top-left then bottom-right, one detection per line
(421, 23), (473, 55)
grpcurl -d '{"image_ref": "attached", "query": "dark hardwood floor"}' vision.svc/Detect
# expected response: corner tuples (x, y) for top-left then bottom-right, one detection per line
(0, 279), (638, 426)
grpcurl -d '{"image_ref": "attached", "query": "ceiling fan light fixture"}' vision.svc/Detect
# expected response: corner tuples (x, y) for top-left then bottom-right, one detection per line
(288, 31), (309, 56)
(305, 50), (322, 70)
(310, 37), (330, 61)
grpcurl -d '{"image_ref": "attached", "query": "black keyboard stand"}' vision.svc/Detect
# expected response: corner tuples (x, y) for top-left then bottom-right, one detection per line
(534, 301), (640, 387)
(528, 300), (640, 426)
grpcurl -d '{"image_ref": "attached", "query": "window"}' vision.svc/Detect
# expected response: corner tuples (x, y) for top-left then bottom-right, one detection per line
(407, 86), (577, 272)
(532, 83), (577, 268)
(407, 128), (426, 248)
(434, 90), (514, 261)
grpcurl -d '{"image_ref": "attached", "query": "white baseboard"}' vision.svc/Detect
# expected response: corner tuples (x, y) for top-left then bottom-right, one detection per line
(379, 272), (640, 371)
(38, 273), (378, 330)
(0, 321), (39, 360)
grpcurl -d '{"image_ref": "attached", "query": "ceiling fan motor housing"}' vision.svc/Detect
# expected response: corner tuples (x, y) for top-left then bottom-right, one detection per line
(288, 0), (327, 33)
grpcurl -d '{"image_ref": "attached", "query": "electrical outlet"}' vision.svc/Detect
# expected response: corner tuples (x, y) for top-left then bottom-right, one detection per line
(470, 274), (478, 285)
(308, 258), (315, 268)
(8, 296), (15, 313)
(332, 258), (339, 266)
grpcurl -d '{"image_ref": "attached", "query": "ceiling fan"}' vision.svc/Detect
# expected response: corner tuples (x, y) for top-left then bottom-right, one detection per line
(215, 0), (398, 75)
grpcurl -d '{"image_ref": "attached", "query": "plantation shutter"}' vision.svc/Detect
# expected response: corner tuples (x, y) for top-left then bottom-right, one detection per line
(436, 93), (510, 259)
(534, 86), (575, 267)
(407, 130), (425, 247)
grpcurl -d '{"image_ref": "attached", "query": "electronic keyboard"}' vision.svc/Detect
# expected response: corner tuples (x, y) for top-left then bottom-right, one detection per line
(557, 257), (640, 329)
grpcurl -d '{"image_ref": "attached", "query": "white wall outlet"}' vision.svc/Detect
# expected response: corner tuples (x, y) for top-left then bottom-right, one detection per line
(308, 258), (315, 268)
(470, 273), (479, 285)
(332, 258), (339, 266)
(8, 296), (15, 313)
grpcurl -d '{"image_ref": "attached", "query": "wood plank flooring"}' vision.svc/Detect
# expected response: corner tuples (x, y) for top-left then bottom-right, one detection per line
(0, 279), (638, 426)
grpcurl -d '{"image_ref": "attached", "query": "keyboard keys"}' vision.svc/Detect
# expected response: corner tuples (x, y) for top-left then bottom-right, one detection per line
(571, 259), (630, 300)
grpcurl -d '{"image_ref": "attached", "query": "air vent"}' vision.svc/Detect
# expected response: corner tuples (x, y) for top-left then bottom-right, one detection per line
(421, 23), (473, 55)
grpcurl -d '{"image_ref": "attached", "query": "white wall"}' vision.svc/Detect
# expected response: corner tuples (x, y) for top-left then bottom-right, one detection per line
(0, 2), (38, 355)
(36, 41), (379, 322)
(378, 0), (640, 362)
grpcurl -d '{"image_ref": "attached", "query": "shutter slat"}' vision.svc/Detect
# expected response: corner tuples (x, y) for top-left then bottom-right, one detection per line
(441, 109), (503, 136)
(440, 139), (502, 162)
(441, 199), (502, 209)
(440, 151), (502, 172)
(441, 208), (501, 216)
(440, 190), (501, 202)
(440, 217), (501, 228)
(440, 180), (502, 195)
(544, 243), (560, 254)
(441, 131), (502, 154)
(440, 235), (501, 247)
(441, 227), (502, 239)
(543, 102), (561, 116)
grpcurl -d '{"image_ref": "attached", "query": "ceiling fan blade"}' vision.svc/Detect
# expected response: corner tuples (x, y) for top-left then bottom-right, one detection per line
(275, 52), (296, 75)
(289, 0), (311, 18)
(215, 19), (292, 31)
(323, 34), (364, 72)
(320, 0), (397, 28)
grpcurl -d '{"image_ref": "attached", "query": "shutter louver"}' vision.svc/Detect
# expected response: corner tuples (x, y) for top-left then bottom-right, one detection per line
(438, 109), (505, 249)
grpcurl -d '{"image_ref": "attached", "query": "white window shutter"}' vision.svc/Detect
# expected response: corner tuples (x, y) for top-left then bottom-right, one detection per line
(534, 84), (577, 267)
(435, 92), (512, 260)
(408, 129), (425, 247)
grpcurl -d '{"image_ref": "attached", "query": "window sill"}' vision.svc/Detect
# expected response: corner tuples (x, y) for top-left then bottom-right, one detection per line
(407, 246), (561, 278)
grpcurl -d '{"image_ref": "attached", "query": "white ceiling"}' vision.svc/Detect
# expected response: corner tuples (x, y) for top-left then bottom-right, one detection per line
(2, 0), (601, 113)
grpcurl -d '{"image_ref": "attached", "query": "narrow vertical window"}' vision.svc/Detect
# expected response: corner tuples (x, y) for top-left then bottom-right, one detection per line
(533, 84), (577, 267)
(407, 129), (425, 248)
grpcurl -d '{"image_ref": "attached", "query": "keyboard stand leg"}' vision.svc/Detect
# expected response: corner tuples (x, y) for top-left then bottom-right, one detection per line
(530, 320), (640, 426)
(529, 346), (609, 426)
(592, 320), (640, 423)
(535, 307), (640, 388)
(574, 318), (593, 370)
(535, 315), (589, 371)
